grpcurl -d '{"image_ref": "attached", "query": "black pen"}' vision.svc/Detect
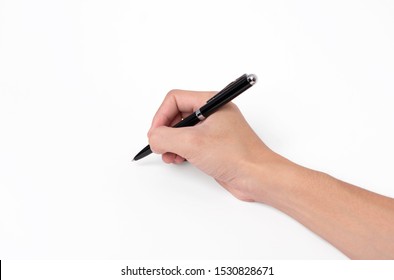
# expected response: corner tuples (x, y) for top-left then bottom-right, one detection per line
(133, 73), (257, 161)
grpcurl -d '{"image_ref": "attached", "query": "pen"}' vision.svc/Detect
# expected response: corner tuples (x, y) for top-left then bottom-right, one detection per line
(133, 73), (257, 161)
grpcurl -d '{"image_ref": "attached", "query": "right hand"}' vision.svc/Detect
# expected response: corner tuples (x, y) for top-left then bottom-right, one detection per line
(148, 90), (289, 202)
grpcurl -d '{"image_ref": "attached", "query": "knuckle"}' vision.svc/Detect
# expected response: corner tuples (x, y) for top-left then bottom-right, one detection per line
(165, 89), (180, 99)
(227, 101), (239, 111)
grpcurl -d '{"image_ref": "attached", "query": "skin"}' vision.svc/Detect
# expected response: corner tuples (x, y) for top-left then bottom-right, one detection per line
(147, 90), (394, 259)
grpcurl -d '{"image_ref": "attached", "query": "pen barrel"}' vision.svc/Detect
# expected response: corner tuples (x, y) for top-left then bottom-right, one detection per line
(173, 113), (201, 128)
(200, 74), (252, 118)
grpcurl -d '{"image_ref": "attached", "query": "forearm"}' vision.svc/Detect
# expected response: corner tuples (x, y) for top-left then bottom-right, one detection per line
(250, 155), (394, 259)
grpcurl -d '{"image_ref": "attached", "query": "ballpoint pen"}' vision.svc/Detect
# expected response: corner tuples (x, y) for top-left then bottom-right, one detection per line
(133, 73), (257, 161)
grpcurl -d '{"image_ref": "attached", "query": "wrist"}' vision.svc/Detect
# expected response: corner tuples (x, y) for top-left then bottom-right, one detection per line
(243, 150), (322, 207)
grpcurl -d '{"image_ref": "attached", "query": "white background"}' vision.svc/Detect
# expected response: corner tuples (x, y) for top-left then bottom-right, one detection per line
(0, 0), (393, 259)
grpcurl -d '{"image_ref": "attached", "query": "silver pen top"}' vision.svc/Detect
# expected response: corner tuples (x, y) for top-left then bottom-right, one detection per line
(247, 74), (258, 85)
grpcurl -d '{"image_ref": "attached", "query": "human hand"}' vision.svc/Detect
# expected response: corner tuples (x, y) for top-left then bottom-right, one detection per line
(148, 90), (290, 202)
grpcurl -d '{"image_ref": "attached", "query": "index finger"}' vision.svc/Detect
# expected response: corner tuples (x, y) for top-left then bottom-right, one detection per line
(149, 90), (215, 132)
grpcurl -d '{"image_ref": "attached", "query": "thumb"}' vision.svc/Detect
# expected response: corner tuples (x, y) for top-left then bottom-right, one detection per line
(148, 126), (197, 159)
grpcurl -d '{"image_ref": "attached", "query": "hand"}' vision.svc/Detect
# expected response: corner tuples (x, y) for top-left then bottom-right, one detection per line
(148, 89), (284, 202)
